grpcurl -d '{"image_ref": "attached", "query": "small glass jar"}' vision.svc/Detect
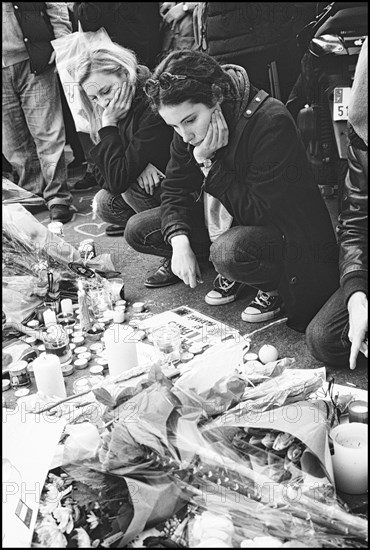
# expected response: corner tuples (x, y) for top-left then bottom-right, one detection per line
(43, 326), (72, 364)
(9, 361), (31, 388)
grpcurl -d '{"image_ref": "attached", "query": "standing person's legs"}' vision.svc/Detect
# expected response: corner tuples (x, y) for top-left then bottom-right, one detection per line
(210, 225), (285, 322)
(306, 288), (353, 368)
(20, 62), (72, 210)
(2, 63), (45, 196)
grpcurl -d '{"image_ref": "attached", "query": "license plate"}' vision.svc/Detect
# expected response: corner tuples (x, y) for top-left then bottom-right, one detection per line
(333, 87), (351, 121)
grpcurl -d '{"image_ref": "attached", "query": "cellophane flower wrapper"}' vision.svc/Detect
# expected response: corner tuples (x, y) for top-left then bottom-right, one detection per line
(94, 371), (366, 548)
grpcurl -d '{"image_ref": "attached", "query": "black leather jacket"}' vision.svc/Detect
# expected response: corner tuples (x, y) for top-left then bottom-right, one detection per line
(338, 129), (368, 303)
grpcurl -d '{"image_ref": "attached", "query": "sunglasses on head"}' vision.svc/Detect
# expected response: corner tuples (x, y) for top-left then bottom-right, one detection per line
(144, 72), (187, 98)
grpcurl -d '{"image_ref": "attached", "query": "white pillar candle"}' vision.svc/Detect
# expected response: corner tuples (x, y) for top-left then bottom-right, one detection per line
(112, 308), (125, 324)
(43, 308), (57, 327)
(32, 354), (67, 398)
(104, 324), (139, 377)
(60, 298), (73, 315)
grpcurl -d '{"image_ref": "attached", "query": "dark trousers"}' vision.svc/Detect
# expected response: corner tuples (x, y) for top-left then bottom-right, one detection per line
(306, 287), (364, 368)
(125, 207), (285, 290)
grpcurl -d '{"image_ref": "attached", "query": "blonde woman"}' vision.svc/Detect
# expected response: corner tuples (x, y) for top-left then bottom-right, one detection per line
(76, 43), (173, 238)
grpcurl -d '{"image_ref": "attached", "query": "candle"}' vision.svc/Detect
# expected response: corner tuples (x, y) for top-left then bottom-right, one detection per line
(32, 354), (66, 398)
(330, 423), (367, 494)
(60, 298), (73, 315)
(104, 324), (139, 377)
(112, 308), (125, 324)
(43, 308), (57, 327)
(348, 400), (368, 423)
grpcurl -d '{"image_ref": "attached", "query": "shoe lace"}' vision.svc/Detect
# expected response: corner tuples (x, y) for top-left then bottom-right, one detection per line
(253, 291), (273, 308)
(160, 257), (171, 270)
(215, 274), (235, 292)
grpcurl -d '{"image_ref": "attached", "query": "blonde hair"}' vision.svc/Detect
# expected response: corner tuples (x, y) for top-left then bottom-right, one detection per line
(77, 43), (138, 143)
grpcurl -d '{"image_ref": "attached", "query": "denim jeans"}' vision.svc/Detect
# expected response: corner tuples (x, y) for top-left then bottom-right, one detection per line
(125, 207), (284, 287)
(94, 180), (162, 227)
(306, 287), (353, 368)
(2, 60), (72, 207)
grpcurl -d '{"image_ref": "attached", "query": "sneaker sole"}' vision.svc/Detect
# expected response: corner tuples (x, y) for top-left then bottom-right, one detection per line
(205, 294), (237, 306)
(144, 278), (180, 288)
(241, 308), (281, 323)
(204, 282), (248, 306)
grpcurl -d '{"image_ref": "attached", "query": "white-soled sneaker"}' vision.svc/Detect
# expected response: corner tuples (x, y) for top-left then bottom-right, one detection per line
(241, 290), (282, 322)
(205, 274), (247, 306)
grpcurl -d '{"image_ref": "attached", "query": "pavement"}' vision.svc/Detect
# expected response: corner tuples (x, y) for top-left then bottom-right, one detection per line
(29, 149), (367, 391)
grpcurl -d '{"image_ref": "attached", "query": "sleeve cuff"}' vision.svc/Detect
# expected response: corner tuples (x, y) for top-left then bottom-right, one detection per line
(98, 126), (120, 139)
(341, 272), (368, 304)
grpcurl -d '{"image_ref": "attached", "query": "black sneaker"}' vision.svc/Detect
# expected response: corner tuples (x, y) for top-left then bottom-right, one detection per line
(205, 275), (247, 305)
(144, 258), (180, 288)
(49, 204), (73, 224)
(241, 290), (282, 323)
(73, 172), (98, 191)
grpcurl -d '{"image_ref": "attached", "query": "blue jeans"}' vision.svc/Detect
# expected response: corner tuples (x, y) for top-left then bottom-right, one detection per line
(2, 60), (72, 207)
(94, 181), (163, 227)
(125, 207), (284, 288)
(306, 287), (353, 367)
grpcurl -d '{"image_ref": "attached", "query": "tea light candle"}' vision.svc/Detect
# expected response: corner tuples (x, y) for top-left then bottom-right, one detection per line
(104, 324), (139, 377)
(90, 365), (104, 376)
(61, 298), (73, 315)
(27, 320), (40, 330)
(132, 301), (145, 313)
(32, 354), (66, 398)
(78, 351), (92, 362)
(74, 358), (89, 370)
(90, 343), (104, 355)
(43, 308), (57, 327)
(112, 308), (125, 324)
(115, 300), (127, 309)
(74, 346), (88, 355)
(348, 400), (368, 423)
(72, 336), (85, 346)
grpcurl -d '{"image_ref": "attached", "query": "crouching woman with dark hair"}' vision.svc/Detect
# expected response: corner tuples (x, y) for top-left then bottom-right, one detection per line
(125, 49), (339, 332)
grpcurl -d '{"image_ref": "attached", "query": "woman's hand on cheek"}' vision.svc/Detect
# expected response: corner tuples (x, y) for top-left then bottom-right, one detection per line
(102, 84), (133, 126)
(193, 109), (229, 165)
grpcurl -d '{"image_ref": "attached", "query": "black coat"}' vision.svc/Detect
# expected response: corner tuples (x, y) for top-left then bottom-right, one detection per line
(338, 137), (368, 303)
(11, 2), (55, 75)
(90, 81), (173, 196)
(160, 91), (340, 332)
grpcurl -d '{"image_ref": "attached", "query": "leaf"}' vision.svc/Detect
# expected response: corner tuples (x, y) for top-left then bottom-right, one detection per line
(92, 387), (116, 408)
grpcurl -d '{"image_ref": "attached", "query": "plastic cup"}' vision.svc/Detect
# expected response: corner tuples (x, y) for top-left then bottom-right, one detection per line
(330, 422), (368, 494)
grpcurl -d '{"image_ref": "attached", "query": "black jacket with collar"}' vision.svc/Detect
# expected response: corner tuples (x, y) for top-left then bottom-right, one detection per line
(338, 131), (368, 303)
(160, 89), (340, 332)
(89, 76), (173, 196)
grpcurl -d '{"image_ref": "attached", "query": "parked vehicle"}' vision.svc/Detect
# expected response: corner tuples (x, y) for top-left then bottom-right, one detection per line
(286, 2), (367, 211)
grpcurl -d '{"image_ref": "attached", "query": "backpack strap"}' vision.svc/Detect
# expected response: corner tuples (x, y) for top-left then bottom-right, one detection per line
(222, 90), (270, 169)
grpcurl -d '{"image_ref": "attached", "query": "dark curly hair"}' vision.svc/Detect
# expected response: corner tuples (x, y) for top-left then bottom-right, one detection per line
(146, 50), (238, 111)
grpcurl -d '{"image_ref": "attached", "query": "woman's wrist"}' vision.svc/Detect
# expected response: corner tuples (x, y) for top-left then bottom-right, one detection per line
(101, 116), (118, 127)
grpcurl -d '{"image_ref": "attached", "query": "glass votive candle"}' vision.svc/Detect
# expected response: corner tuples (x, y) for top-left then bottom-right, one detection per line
(43, 326), (72, 365)
(151, 324), (182, 364)
(348, 400), (368, 423)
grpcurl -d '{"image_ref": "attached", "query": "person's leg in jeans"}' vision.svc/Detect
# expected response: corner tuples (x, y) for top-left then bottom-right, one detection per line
(210, 225), (285, 322)
(3, 62), (45, 197)
(306, 288), (354, 368)
(17, 61), (72, 209)
(125, 203), (211, 287)
(94, 181), (162, 236)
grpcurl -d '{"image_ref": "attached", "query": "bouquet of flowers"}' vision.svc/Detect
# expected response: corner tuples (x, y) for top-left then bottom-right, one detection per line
(33, 346), (367, 547)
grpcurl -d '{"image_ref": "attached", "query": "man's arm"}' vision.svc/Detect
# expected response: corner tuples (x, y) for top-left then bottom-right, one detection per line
(45, 3), (72, 38)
